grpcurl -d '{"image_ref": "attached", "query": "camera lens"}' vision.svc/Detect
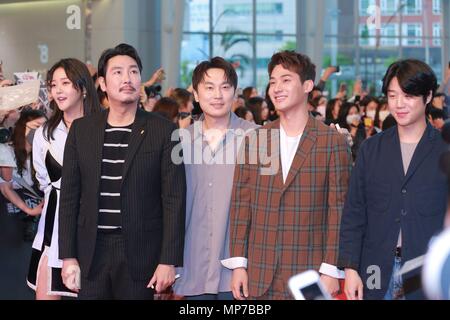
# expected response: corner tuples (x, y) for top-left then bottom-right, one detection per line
(0, 127), (11, 144)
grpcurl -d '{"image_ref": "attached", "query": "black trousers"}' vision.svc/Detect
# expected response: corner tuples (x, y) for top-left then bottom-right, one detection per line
(78, 230), (154, 300)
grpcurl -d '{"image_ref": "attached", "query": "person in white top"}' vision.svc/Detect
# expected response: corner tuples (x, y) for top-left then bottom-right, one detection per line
(0, 110), (46, 223)
(225, 51), (352, 300)
(26, 58), (101, 300)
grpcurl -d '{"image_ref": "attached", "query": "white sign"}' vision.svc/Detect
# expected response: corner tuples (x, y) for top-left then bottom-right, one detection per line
(14, 72), (39, 84)
(0, 80), (41, 111)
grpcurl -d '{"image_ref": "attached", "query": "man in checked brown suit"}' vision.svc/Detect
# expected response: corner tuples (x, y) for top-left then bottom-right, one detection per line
(223, 51), (353, 300)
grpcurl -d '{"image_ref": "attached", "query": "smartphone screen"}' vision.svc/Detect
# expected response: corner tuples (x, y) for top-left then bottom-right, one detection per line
(364, 117), (374, 127)
(299, 283), (327, 300)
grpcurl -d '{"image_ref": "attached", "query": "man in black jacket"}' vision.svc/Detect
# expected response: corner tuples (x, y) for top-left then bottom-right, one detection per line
(339, 59), (448, 300)
(59, 44), (186, 299)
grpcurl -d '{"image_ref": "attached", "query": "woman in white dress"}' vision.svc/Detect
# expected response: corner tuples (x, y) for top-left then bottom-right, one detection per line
(27, 58), (101, 300)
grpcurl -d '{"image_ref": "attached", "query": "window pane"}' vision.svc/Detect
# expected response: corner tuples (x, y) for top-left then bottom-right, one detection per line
(184, 0), (210, 33)
(180, 33), (210, 88)
(359, 0), (376, 16)
(181, 0), (444, 89)
(212, 33), (254, 88)
(256, 35), (296, 93)
(404, 0), (422, 15)
(256, 0), (296, 35)
(212, 0), (253, 33)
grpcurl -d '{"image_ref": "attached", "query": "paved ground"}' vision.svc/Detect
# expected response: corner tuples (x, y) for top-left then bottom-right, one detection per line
(0, 207), (35, 300)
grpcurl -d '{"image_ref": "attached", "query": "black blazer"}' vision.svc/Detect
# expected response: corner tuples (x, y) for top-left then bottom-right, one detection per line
(338, 123), (448, 299)
(59, 108), (186, 281)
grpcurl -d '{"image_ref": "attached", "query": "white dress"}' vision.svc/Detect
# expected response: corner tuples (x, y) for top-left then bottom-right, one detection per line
(26, 121), (76, 297)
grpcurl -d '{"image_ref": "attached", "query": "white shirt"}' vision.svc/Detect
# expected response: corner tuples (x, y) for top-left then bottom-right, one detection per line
(32, 121), (68, 268)
(280, 125), (302, 183)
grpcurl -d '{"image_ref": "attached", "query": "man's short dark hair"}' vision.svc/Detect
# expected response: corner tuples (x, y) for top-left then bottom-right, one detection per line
(98, 43), (143, 78)
(427, 106), (447, 120)
(382, 59), (437, 103)
(268, 51), (316, 83)
(192, 57), (238, 92)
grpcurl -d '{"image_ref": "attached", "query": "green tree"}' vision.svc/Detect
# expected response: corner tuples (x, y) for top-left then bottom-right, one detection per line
(323, 53), (353, 67)
(384, 56), (397, 68)
(280, 40), (296, 51)
(220, 30), (251, 77)
(180, 60), (194, 88)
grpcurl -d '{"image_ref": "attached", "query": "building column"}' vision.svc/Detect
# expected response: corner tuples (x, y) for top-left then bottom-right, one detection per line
(297, 0), (325, 81)
(161, 0), (185, 90)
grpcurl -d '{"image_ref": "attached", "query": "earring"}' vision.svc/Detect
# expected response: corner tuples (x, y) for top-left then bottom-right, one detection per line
(83, 92), (87, 99)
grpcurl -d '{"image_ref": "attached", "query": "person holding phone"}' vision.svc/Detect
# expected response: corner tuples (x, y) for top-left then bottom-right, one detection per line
(0, 110), (46, 225)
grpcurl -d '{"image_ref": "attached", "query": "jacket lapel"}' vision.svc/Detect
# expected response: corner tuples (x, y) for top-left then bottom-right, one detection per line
(121, 108), (147, 185)
(384, 127), (406, 185)
(283, 115), (317, 191)
(92, 110), (109, 196)
(402, 123), (436, 187)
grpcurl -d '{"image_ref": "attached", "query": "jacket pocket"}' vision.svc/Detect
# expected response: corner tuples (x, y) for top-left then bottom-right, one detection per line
(366, 180), (391, 214)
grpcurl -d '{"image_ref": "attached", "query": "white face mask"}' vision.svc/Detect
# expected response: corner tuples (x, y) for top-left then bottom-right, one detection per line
(346, 114), (361, 126)
(365, 110), (376, 120)
(379, 110), (390, 122)
(316, 105), (326, 117)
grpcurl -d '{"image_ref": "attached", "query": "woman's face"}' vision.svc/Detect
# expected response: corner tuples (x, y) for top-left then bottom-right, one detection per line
(245, 111), (254, 123)
(50, 67), (83, 113)
(185, 97), (194, 113)
(348, 106), (359, 116)
(333, 100), (342, 118)
(366, 101), (378, 113)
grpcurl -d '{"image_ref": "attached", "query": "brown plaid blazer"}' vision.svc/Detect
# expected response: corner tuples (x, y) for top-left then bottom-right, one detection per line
(229, 115), (352, 298)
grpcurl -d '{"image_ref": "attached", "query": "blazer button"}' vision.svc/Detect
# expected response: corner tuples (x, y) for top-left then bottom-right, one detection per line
(401, 189), (407, 194)
(401, 209), (407, 216)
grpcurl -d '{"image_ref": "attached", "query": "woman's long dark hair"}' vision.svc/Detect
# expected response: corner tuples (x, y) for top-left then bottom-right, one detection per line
(246, 97), (265, 125)
(44, 58), (102, 141)
(11, 109), (46, 176)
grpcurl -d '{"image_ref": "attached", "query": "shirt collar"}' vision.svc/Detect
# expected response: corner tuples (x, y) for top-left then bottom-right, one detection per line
(56, 120), (68, 132)
(191, 112), (241, 143)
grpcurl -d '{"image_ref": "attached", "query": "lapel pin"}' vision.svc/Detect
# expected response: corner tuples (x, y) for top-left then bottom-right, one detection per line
(141, 129), (145, 135)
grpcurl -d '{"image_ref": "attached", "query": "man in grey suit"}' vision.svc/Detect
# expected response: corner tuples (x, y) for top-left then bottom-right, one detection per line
(58, 43), (186, 299)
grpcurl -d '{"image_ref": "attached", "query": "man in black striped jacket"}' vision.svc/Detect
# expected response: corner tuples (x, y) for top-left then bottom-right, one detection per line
(58, 44), (186, 299)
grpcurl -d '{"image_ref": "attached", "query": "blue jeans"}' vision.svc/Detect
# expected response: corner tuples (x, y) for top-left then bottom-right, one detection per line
(384, 256), (405, 300)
